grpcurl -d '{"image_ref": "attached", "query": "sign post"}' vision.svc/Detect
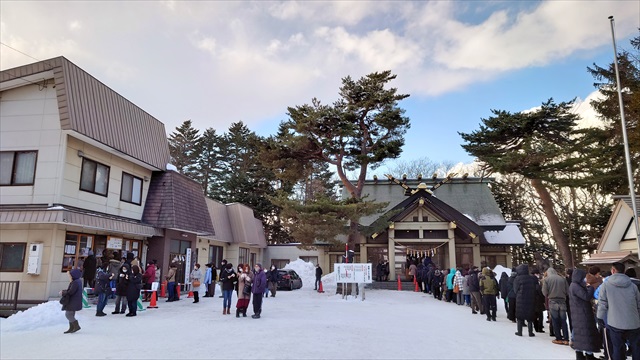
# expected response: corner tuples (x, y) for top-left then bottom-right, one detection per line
(334, 263), (373, 301)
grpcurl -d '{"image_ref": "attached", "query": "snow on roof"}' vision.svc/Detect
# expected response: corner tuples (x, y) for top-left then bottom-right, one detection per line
(483, 222), (525, 245)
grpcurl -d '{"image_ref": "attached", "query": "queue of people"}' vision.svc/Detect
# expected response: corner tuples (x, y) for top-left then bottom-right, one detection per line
(413, 259), (639, 360)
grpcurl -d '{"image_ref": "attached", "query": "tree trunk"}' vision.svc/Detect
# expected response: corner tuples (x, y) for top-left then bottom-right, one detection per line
(530, 178), (574, 268)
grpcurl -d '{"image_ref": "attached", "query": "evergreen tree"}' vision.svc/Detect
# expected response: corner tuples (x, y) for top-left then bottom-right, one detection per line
(195, 128), (223, 197)
(586, 32), (640, 194)
(168, 120), (201, 179)
(262, 71), (411, 248)
(460, 99), (597, 268)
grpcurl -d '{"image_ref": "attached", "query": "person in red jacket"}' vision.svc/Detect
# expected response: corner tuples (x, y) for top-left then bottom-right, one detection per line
(142, 262), (156, 301)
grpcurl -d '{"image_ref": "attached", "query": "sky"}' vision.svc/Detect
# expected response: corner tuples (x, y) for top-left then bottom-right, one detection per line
(1, 1), (639, 166)
(0, 260), (577, 360)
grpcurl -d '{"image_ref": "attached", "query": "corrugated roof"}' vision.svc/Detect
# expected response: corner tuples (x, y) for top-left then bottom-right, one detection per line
(0, 206), (162, 237)
(0, 56), (170, 170)
(142, 171), (214, 235)
(581, 251), (639, 265)
(350, 178), (506, 227)
(613, 195), (640, 218)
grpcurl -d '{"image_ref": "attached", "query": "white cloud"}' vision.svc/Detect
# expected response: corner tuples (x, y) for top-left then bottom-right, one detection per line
(0, 0), (637, 135)
(68, 21), (81, 31)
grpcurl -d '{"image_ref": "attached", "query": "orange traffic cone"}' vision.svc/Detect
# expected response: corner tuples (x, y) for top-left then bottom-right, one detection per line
(148, 291), (158, 309)
(397, 275), (402, 291)
(317, 281), (325, 293)
(188, 290), (194, 298)
(177, 283), (181, 300)
(160, 282), (166, 298)
(414, 279), (420, 292)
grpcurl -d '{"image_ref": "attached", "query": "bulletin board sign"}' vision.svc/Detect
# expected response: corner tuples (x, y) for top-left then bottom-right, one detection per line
(335, 263), (373, 284)
(107, 236), (123, 250)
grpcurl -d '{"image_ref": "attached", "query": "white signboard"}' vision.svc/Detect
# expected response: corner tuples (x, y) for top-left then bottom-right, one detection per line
(335, 263), (373, 284)
(107, 237), (123, 250)
(185, 248), (192, 284)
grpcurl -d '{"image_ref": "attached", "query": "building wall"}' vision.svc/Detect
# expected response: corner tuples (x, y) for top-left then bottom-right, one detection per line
(61, 135), (152, 220)
(264, 245), (328, 271)
(0, 223), (67, 300)
(0, 81), (65, 205)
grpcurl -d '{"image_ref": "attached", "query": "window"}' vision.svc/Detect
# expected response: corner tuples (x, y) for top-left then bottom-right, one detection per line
(0, 243), (27, 272)
(63, 232), (93, 272)
(238, 248), (249, 266)
(208, 245), (223, 267)
(250, 253), (256, 267)
(0, 151), (37, 186)
(300, 256), (318, 265)
(272, 259), (289, 269)
(120, 172), (143, 205)
(80, 158), (110, 196)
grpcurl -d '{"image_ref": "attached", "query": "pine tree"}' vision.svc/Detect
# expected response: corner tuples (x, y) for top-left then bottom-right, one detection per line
(459, 99), (596, 268)
(262, 71), (411, 248)
(195, 128), (223, 197)
(586, 33), (640, 193)
(168, 120), (201, 179)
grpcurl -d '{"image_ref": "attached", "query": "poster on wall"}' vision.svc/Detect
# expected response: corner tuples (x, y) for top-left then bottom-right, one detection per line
(107, 237), (123, 250)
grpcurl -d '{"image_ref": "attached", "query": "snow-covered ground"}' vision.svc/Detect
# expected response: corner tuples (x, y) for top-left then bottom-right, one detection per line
(1, 260), (575, 360)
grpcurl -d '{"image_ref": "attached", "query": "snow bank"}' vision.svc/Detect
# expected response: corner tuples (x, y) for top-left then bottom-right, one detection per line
(493, 264), (512, 281)
(283, 258), (337, 292)
(0, 301), (66, 332)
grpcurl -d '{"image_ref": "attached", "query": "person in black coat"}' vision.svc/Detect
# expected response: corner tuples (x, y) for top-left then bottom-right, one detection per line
(112, 263), (130, 314)
(532, 270), (546, 333)
(431, 269), (443, 300)
(513, 264), (536, 337)
(60, 269), (83, 334)
(126, 265), (143, 317)
(315, 264), (323, 290)
(499, 272), (509, 314)
(82, 251), (97, 288)
(568, 269), (601, 360)
(507, 268), (518, 322)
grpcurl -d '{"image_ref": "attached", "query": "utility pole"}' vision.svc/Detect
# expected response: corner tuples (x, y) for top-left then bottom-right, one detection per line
(608, 16), (640, 253)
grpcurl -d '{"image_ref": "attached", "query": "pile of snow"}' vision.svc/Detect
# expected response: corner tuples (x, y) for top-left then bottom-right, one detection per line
(1, 301), (65, 332)
(493, 264), (512, 282)
(283, 258), (337, 292)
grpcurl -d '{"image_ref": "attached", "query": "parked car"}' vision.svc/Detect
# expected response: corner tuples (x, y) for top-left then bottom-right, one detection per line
(277, 269), (303, 290)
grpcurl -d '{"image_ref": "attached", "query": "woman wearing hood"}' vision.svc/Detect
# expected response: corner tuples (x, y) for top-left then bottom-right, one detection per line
(60, 269), (83, 334)
(251, 263), (267, 319)
(513, 264), (536, 337)
(568, 269), (601, 360)
(445, 268), (456, 303)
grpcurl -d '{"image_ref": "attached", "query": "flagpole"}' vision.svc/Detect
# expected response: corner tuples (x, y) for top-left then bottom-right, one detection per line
(608, 16), (640, 253)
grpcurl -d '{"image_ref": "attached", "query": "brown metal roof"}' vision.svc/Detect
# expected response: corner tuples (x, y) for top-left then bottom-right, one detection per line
(142, 171), (215, 235)
(0, 207), (163, 237)
(0, 56), (170, 170)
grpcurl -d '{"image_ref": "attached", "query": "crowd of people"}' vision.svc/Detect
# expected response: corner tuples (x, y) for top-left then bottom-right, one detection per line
(61, 252), (284, 333)
(405, 257), (640, 360)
